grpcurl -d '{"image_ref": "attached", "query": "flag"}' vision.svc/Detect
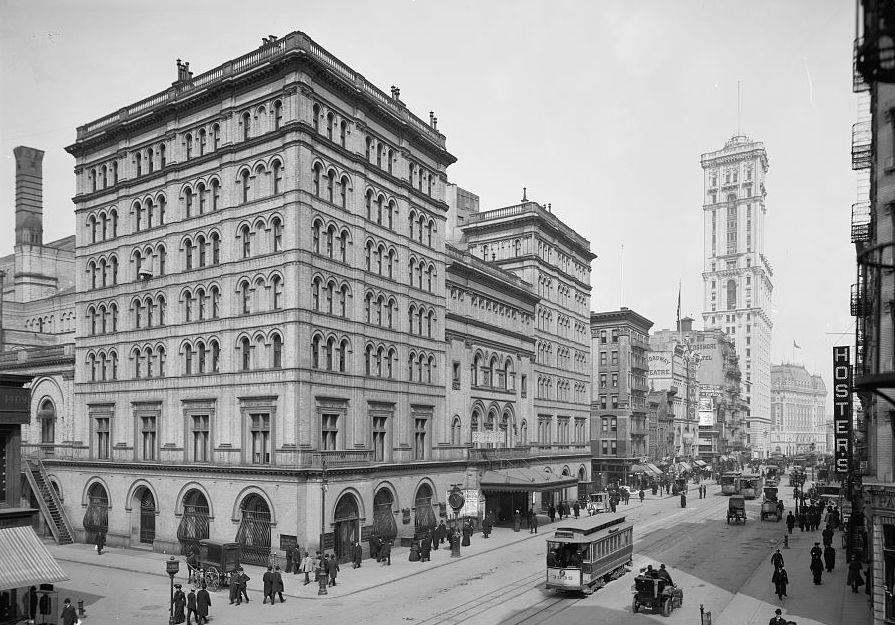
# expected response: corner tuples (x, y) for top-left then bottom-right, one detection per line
(793, 340), (801, 349)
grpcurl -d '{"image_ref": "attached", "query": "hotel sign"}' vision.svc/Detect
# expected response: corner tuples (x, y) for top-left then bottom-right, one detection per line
(833, 346), (851, 475)
(0, 387), (30, 424)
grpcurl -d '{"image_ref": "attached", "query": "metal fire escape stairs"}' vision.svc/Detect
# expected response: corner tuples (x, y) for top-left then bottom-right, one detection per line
(23, 459), (74, 545)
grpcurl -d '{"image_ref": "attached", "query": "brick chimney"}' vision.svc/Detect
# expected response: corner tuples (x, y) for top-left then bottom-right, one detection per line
(13, 146), (44, 246)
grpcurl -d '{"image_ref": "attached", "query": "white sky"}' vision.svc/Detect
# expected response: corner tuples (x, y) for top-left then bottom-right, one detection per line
(0, 0), (855, 400)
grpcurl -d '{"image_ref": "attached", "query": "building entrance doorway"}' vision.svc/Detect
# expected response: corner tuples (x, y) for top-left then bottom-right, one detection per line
(332, 494), (359, 564)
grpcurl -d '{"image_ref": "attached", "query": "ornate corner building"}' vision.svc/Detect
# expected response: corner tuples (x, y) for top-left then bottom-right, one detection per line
(9, 32), (595, 562)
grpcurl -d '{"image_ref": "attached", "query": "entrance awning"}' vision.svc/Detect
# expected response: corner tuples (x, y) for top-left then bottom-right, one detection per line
(645, 463), (663, 475)
(480, 468), (579, 493)
(678, 462), (692, 471)
(694, 460), (707, 467)
(0, 526), (68, 590)
(630, 464), (649, 474)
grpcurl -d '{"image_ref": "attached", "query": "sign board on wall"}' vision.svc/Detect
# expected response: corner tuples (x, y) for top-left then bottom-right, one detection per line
(472, 431), (503, 445)
(832, 346), (851, 475)
(649, 352), (672, 379)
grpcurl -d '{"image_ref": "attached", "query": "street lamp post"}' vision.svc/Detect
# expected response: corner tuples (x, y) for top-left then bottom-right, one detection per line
(165, 556), (179, 625)
(319, 458), (328, 596)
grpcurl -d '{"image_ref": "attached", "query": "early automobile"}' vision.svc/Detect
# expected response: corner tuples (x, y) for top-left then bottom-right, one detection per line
(631, 573), (683, 616)
(760, 486), (782, 521)
(586, 492), (610, 515)
(727, 495), (746, 524)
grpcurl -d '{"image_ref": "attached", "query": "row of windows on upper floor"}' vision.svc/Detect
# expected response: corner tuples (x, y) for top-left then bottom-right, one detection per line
(24, 312), (76, 334)
(84, 158), (440, 252)
(84, 274), (438, 336)
(535, 376), (588, 403)
(535, 341), (588, 372)
(83, 219), (438, 293)
(707, 163), (755, 189)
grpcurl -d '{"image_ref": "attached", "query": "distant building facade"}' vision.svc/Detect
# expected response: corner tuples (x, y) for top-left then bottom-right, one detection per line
(769, 364), (827, 456)
(700, 135), (774, 458)
(590, 308), (653, 484)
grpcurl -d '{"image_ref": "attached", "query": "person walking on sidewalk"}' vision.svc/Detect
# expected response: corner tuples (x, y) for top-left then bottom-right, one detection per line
(680, 492), (687, 509)
(300, 552), (315, 585)
(173, 584), (186, 623)
(769, 607), (788, 625)
(823, 545), (836, 573)
(60, 598), (78, 625)
(326, 553), (340, 586)
(548, 504), (556, 523)
(237, 568), (250, 604)
(786, 511), (795, 534)
(810, 553), (824, 585)
(263, 565), (275, 604)
(273, 565), (285, 603)
(380, 540), (392, 565)
(639, 489), (645, 503)
(772, 566), (789, 600)
(848, 555), (865, 593)
(186, 588), (198, 625)
(95, 531), (106, 555)
(530, 510), (539, 534)
(196, 584), (211, 624)
(352, 541), (363, 568)
(771, 548), (784, 571)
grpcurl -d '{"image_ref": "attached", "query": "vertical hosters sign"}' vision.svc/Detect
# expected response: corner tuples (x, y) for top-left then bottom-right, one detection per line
(833, 346), (851, 475)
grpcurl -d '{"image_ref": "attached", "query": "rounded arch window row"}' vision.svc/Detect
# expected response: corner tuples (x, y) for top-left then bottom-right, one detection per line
(86, 207), (119, 243)
(365, 238), (399, 280)
(182, 230), (222, 271)
(240, 99), (285, 142)
(311, 216), (351, 262)
(237, 157), (285, 206)
(182, 121), (223, 161)
(312, 159), (351, 209)
(312, 275), (351, 318)
(236, 271), (285, 316)
(132, 193), (169, 232)
(407, 207), (437, 248)
(181, 177), (223, 219)
(365, 187), (398, 231)
(236, 213), (284, 260)
(87, 301), (120, 335)
(131, 292), (167, 330)
(406, 254), (436, 293)
(407, 301), (437, 338)
(407, 350), (437, 384)
(85, 349), (120, 382)
(469, 293), (520, 321)
(86, 254), (119, 291)
(26, 312), (74, 334)
(180, 284), (222, 323)
(471, 351), (515, 390)
(364, 289), (397, 328)
(131, 242), (168, 281)
(452, 404), (521, 447)
(365, 134), (397, 176)
(312, 102), (349, 149)
(130, 343), (168, 379)
(86, 160), (121, 194)
(311, 332), (351, 373)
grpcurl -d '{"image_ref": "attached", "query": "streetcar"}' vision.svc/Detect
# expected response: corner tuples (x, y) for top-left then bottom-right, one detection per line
(546, 513), (633, 594)
(737, 474), (764, 499)
(720, 472), (741, 496)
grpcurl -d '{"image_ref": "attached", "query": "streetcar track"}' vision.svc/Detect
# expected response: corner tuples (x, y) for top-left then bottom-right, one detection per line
(419, 495), (731, 625)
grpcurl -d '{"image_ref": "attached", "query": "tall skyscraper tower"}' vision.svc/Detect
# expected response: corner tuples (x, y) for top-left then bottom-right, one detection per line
(700, 135), (773, 458)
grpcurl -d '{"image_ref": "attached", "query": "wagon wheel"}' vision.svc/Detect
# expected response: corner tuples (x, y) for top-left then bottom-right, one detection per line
(631, 596), (639, 613)
(205, 568), (220, 592)
(662, 597), (673, 617)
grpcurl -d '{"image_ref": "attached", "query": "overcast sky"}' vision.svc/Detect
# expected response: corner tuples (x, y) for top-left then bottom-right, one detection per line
(1, 0), (855, 399)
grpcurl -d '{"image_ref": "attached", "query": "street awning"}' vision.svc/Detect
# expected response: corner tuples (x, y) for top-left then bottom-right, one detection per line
(678, 462), (692, 471)
(630, 464), (649, 474)
(0, 526), (68, 590)
(480, 468), (579, 493)
(694, 460), (707, 467)
(645, 463), (663, 475)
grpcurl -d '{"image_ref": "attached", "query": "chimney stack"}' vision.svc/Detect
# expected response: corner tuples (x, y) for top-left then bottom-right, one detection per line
(13, 146), (44, 246)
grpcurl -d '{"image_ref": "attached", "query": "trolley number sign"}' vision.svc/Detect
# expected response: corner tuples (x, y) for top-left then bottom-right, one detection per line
(547, 567), (582, 588)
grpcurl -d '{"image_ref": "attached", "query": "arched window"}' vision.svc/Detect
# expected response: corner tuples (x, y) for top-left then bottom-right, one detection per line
(240, 337), (251, 371)
(158, 196), (166, 225)
(339, 176), (348, 208)
(339, 121), (347, 147)
(210, 340), (220, 372)
(197, 183), (206, 214)
(311, 334), (321, 369)
(210, 179), (220, 210)
(185, 133), (193, 160)
(112, 161), (118, 185)
(312, 104), (321, 132)
(327, 170), (335, 203)
(184, 290), (194, 321)
(241, 225), (251, 259)
(198, 129), (206, 155)
(271, 218), (283, 252)
(339, 339), (349, 372)
(272, 160), (282, 195)
(210, 287), (220, 319)
(240, 282), (251, 314)
(272, 275), (283, 310)
(100, 165), (107, 189)
(184, 187), (193, 218)
(212, 123), (221, 149)
(241, 171), (251, 203)
(274, 100), (283, 130)
(184, 238), (194, 270)
(242, 112), (251, 140)
(313, 164), (321, 197)
(211, 233), (221, 264)
(147, 147), (154, 174)
(339, 230), (348, 262)
(184, 344), (194, 375)
(339, 285), (348, 317)
(272, 334), (283, 368)
(727, 279), (737, 310)
(326, 112), (334, 140)
(451, 417), (461, 446)
(135, 152), (142, 177)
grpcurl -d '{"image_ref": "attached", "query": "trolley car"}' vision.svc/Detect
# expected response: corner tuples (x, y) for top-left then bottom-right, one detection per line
(737, 474), (764, 499)
(720, 472), (741, 496)
(546, 513), (633, 594)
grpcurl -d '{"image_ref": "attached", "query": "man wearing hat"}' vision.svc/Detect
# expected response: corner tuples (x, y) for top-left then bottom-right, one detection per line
(810, 542), (822, 560)
(273, 565), (285, 603)
(60, 598), (78, 625)
(186, 587), (198, 625)
(769, 607), (787, 625)
(262, 565), (274, 604)
(173, 583), (187, 623)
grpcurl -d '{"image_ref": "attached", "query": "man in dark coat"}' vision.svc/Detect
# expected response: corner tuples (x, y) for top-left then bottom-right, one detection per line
(370, 532), (380, 562)
(352, 540), (363, 568)
(237, 568), (250, 603)
(810, 542), (823, 560)
(380, 540), (391, 565)
(292, 544), (303, 574)
(822, 526), (834, 547)
(437, 520), (447, 547)
(273, 565), (285, 603)
(196, 584), (211, 624)
(60, 598), (78, 625)
(848, 555), (865, 592)
(173, 583), (186, 623)
(530, 510), (539, 534)
(772, 566), (789, 600)
(680, 492), (687, 508)
(810, 554), (824, 585)
(482, 515), (492, 538)
(461, 521), (472, 546)
(229, 569), (241, 604)
(771, 548), (784, 570)
(769, 607), (787, 625)
(327, 553), (340, 585)
(263, 565), (275, 604)
(420, 534), (432, 561)
(824, 545), (836, 573)
(186, 588), (198, 624)
(573, 501), (581, 517)
(96, 531), (106, 555)
(786, 511), (796, 534)
(548, 504), (556, 523)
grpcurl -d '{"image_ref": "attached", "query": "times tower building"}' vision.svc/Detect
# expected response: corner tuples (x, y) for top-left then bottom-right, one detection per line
(700, 135), (773, 458)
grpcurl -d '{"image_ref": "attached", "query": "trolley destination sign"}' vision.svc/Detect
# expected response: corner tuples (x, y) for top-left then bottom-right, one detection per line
(832, 346), (852, 475)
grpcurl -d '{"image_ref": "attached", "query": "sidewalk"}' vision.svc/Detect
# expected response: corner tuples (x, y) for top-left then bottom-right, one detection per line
(714, 512), (872, 625)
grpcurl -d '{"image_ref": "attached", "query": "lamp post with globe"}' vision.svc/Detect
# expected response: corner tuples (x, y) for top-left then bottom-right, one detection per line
(165, 556), (179, 625)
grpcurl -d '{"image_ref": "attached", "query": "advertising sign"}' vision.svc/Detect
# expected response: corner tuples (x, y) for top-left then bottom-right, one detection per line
(472, 431), (503, 445)
(547, 567), (582, 588)
(833, 346), (852, 475)
(649, 352), (672, 379)
(700, 385), (723, 397)
(448, 489), (484, 518)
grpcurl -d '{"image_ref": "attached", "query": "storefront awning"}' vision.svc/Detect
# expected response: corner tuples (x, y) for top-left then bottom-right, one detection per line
(694, 460), (707, 467)
(678, 462), (692, 472)
(630, 464), (649, 474)
(0, 526), (68, 590)
(645, 463), (663, 475)
(480, 468), (579, 493)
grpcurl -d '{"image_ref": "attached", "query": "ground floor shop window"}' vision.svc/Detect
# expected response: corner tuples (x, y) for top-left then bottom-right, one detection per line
(884, 522), (895, 620)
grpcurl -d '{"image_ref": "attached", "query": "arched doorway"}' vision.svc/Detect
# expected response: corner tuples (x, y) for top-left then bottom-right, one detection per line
(130, 487), (156, 546)
(38, 398), (55, 455)
(414, 484), (436, 540)
(236, 494), (271, 566)
(373, 488), (397, 543)
(178, 490), (209, 556)
(332, 493), (359, 564)
(82, 482), (109, 545)
(561, 467), (574, 504)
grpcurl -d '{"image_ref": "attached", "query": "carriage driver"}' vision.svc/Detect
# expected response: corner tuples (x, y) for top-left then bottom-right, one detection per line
(655, 564), (674, 586)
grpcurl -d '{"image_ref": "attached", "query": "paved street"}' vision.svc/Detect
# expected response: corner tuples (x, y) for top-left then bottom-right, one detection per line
(47, 482), (869, 625)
